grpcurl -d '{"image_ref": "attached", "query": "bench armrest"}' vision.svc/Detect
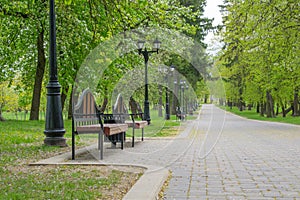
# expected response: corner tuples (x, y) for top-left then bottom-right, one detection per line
(130, 112), (144, 121)
(101, 113), (129, 124)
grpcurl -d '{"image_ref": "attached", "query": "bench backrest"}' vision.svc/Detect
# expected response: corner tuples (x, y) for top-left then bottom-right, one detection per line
(108, 93), (129, 123)
(128, 97), (144, 119)
(113, 93), (128, 115)
(73, 89), (102, 127)
(113, 94), (145, 121)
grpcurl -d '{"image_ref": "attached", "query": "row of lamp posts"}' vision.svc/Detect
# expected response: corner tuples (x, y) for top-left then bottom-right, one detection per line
(174, 79), (189, 118)
(158, 65), (175, 120)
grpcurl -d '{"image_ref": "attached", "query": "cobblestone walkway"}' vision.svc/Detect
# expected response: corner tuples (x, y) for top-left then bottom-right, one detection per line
(164, 104), (300, 199)
(73, 104), (300, 199)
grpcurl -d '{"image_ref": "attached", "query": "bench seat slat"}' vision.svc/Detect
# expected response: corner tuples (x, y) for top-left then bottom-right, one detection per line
(125, 120), (148, 129)
(76, 124), (128, 136)
(104, 124), (128, 135)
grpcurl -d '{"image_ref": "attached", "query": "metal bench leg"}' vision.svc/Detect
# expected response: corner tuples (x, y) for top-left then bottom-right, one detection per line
(99, 130), (103, 160)
(72, 131), (75, 160)
(132, 128), (135, 147)
(72, 119), (76, 160)
(121, 132), (124, 150)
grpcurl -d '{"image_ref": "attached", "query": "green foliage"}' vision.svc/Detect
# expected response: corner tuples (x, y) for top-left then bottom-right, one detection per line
(1, 0), (213, 118)
(219, 0), (300, 114)
(0, 81), (19, 113)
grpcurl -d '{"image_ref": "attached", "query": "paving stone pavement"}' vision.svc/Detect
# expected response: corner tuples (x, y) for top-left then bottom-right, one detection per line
(163, 104), (300, 200)
(68, 104), (300, 199)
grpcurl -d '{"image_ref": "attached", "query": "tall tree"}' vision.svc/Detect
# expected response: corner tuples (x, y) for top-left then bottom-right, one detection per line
(219, 0), (300, 117)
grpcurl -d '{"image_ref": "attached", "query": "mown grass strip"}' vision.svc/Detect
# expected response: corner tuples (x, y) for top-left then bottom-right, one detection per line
(221, 106), (300, 125)
(0, 110), (192, 198)
(0, 120), (140, 199)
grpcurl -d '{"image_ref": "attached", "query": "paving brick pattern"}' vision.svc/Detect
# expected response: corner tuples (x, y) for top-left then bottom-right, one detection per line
(164, 104), (300, 199)
(77, 104), (300, 199)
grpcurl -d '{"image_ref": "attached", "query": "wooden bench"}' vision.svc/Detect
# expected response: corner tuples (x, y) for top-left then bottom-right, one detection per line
(72, 89), (128, 160)
(113, 94), (148, 147)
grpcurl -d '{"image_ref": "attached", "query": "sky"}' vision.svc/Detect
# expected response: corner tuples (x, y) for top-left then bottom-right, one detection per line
(203, 0), (223, 55)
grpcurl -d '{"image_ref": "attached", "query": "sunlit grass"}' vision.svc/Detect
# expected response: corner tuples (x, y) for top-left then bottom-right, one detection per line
(0, 120), (141, 199)
(221, 106), (300, 125)
(0, 108), (195, 198)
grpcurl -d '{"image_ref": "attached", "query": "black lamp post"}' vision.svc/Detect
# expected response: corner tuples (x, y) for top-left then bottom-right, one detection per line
(180, 80), (186, 115)
(174, 80), (180, 113)
(170, 65), (177, 115)
(165, 65), (175, 120)
(185, 85), (189, 115)
(158, 65), (174, 120)
(44, 0), (66, 146)
(137, 39), (161, 125)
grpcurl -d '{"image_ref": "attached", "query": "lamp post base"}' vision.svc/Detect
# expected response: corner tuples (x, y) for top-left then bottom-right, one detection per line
(144, 100), (151, 125)
(44, 81), (66, 147)
(44, 135), (67, 147)
(165, 114), (170, 120)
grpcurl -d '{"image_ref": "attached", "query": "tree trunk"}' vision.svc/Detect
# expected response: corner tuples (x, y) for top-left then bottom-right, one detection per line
(228, 100), (233, 109)
(171, 91), (177, 115)
(30, 28), (46, 120)
(284, 106), (293, 116)
(100, 97), (108, 113)
(204, 94), (208, 104)
(260, 101), (265, 116)
(256, 102), (260, 113)
(0, 109), (5, 121)
(219, 98), (224, 106)
(61, 85), (69, 112)
(238, 97), (243, 111)
(266, 90), (275, 118)
(280, 101), (286, 117)
(67, 93), (72, 119)
(238, 84), (243, 111)
(293, 89), (299, 116)
(158, 85), (163, 117)
(67, 85), (74, 119)
(247, 104), (252, 110)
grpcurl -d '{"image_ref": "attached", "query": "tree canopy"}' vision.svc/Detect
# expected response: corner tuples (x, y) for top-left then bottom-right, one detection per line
(219, 0), (300, 117)
(0, 0), (213, 120)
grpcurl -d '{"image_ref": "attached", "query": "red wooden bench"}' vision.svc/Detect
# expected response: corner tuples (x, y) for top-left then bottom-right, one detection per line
(72, 89), (128, 160)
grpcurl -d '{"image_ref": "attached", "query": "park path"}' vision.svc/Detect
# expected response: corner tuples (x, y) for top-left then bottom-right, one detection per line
(70, 104), (300, 199)
(164, 104), (300, 199)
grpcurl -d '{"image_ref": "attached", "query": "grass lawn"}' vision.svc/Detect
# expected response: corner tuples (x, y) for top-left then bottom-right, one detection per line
(221, 106), (300, 125)
(0, 120), (142, 199)
(0, 110), (191, 199)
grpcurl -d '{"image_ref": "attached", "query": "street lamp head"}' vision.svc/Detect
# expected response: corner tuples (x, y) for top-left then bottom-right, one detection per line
(137, 40), (145, 53)
(153, 38), (161, 53)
